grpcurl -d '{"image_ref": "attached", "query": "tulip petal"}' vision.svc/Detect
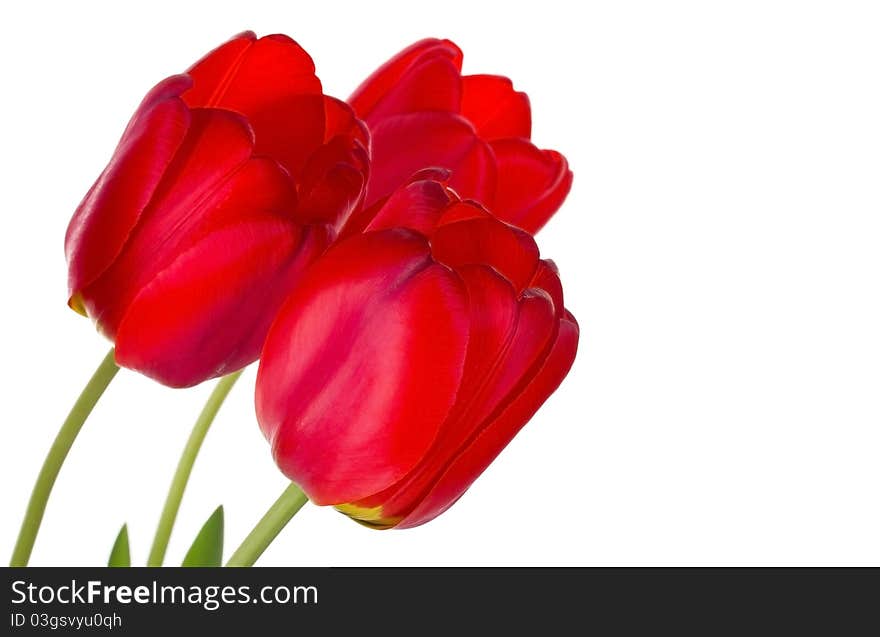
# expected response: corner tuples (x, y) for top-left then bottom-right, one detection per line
(351, 265), (515, 518)
(257, 231), (469, 504)
(431, 211), (540, 292)
(455, 267), (521, 399)
(397, 312), (579, 528)
(79, 108), (273, 334)
(456, 290), (559, 435)
(180, 32), (257, 102)
(114, 216), (325, 388)
(365, 178), (457, 235)
(349, 39), (463, 119)
(336, 169), (452, 239)
(360, 54), (462, 124)
(119, 74), (193, 144)
(324, 96), (367, 143)
(489, 139), (573, 234)
(461, 75), (531, 140)
(66, 75), (192, 303)
(295, 135), (368, 231)
(294, 97), (370, 232)
(529, 259), (565, 318)
(184, 33), (325, 176)
(185, 33), (321, 105)
(365, 112), (496, 209)
(367, 272), (558, 523)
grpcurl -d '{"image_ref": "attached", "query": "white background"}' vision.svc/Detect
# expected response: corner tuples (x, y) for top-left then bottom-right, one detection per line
(1, 1), (878, 566)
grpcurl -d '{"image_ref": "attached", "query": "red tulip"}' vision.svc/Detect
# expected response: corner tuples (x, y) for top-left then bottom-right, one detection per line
(65, 32), (369, 387)
(256, 173), (579, 528)
(348, 39), (572, 235)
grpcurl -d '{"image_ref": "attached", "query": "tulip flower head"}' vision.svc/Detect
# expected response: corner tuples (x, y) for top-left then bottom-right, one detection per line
(65, 32), (369, 387)
(256, 174), (579, 529)
(348, 39), (572, 235)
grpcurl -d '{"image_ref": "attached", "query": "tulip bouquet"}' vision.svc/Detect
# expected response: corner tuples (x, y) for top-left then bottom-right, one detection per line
(11, 32), (578, 567)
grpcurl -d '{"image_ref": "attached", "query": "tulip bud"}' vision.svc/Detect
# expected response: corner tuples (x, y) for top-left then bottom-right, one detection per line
(348, 39), (572, 234)
(65, 32), (369, 387)
(256, 176), (578, 528)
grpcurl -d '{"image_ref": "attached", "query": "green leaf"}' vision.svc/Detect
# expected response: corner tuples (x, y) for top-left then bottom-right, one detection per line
(108, 524), (130, 567)
(182, 506), (224, 567)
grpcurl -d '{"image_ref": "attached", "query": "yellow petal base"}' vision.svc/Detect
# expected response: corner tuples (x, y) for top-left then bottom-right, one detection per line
(335, 502), (401, 530)
(68, 292), (88, 317)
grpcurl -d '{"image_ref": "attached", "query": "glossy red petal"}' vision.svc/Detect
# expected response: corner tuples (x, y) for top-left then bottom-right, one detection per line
(349, 39), (463, 119)
(118, 74), (194, 144)
(490, 139), (573, 234)
(251, 93), (328, 179)
(374, 275), (557, 523)
(79, 108), (278, 335)
(461, 75), (531, 140)
(256, 230), (469, 505)
(398, 313), (579, 528)
(339, 168), (459, 239)
(292, 97), (369, 231)
(455, 267), (521, 398)
(184, 33), (325, 177)
(185, 33), (321, 107)
(431, 211), (540, 292)
(365, 177), (457, 235)
(457, 289), (558, 434)
(360, 54), (462, 125)
(295, 135), (368, 231)
(529, 259), (565, 318)
(365, 112), (496, 209)
(356, 265), (516, 517)
(115, 218), (325, 388)
(180, 32), (256, 101)
(323, 95), (370, 147)
(65, 75), (192, 305)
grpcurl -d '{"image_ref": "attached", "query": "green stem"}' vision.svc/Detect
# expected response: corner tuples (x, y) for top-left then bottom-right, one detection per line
(226, 483), (308, 567)
(10, 348), (119, 567)
(147, 370), (243, 567)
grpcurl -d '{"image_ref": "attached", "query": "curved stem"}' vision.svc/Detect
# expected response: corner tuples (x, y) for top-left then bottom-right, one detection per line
(147, 370), (243, 567)
(10, 348), (119, 567)
(226, 483), (308, 567)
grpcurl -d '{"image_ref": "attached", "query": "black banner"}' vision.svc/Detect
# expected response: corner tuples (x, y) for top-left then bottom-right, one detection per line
(3, 567), (877, 634)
